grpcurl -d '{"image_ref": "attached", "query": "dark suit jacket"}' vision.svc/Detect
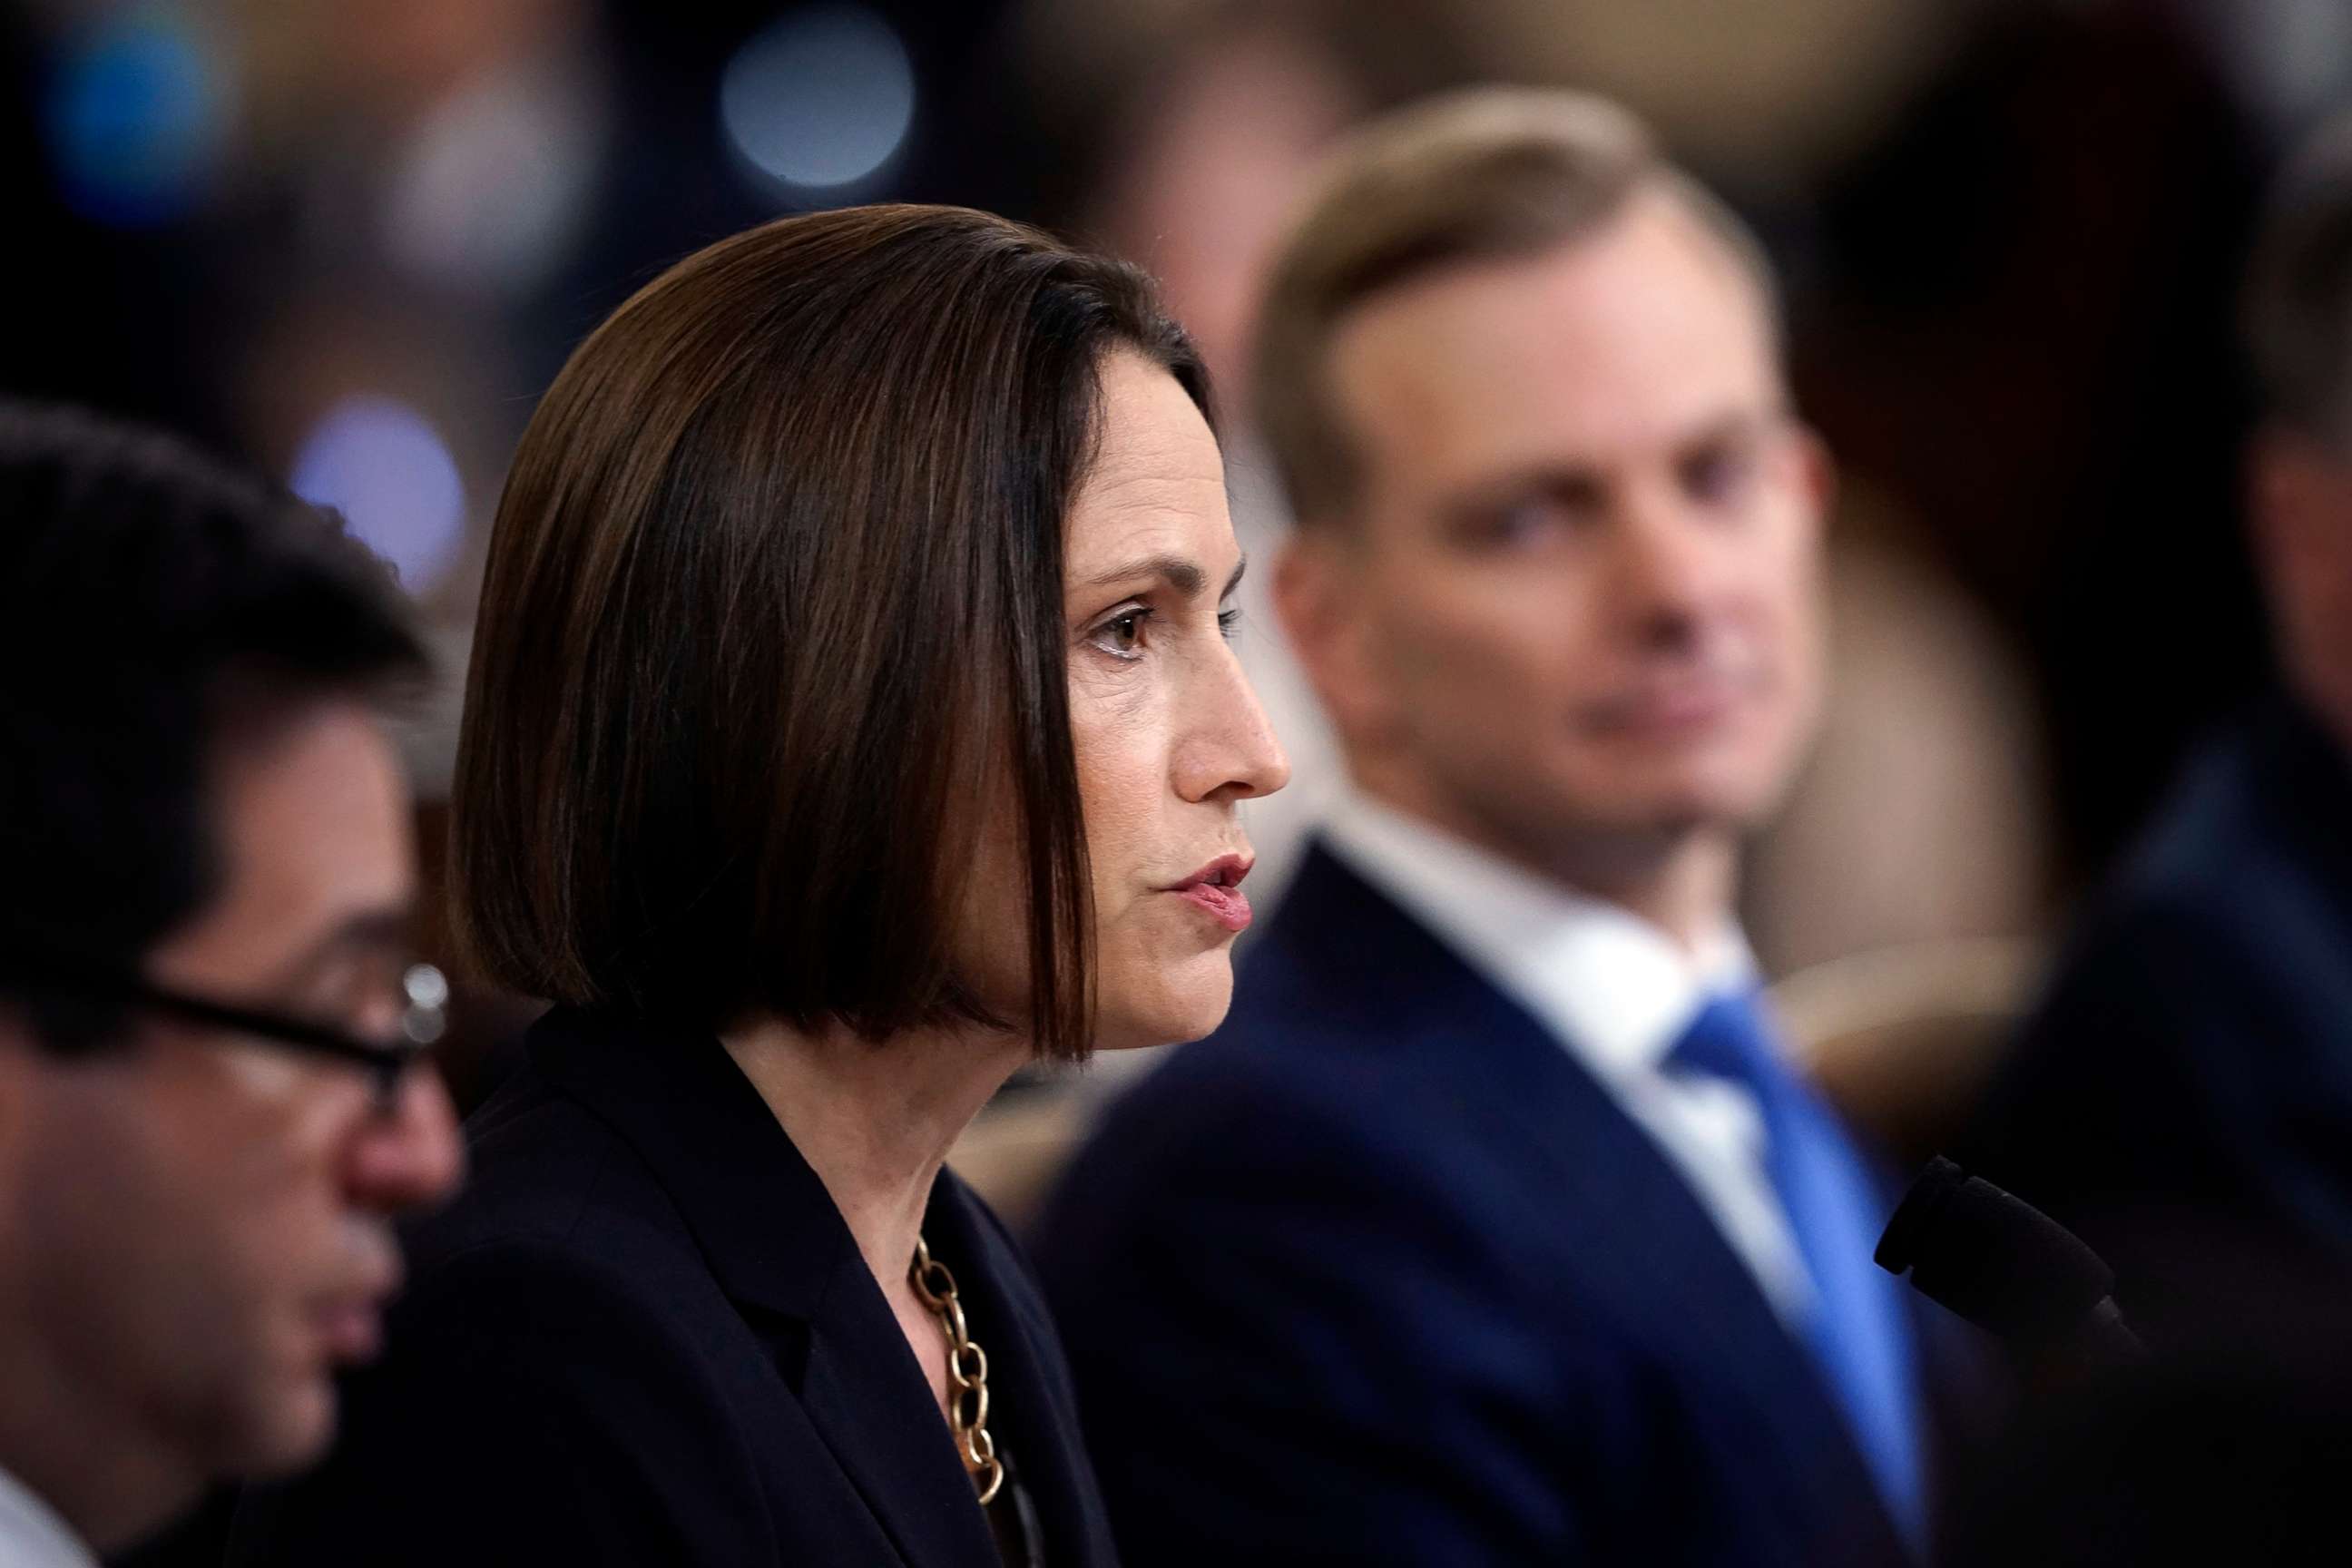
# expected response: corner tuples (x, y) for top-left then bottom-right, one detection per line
(1967, 695), (2352, 1348)
(1034, 843), (1943, 1568)
(230, 1006), (1116, 1568)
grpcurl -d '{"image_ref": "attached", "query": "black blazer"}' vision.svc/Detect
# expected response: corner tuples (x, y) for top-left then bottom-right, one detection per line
(230, 1006), (1117, 1568)
(1035, 843), (1972, 1568)
(1968, 693), (2352, 1347)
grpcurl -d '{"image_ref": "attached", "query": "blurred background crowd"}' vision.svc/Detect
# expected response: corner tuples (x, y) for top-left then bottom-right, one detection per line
(8, 0), (2332, 995)
(10, 0), (2352, 1554)
(8, 0), (2349, 1271)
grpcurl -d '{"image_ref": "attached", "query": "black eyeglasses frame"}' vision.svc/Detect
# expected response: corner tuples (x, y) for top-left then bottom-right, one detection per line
(7, 962), (448, 1112)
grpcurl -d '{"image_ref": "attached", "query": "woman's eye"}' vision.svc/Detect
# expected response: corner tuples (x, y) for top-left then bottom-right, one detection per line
(1090, 609), (1149, 659)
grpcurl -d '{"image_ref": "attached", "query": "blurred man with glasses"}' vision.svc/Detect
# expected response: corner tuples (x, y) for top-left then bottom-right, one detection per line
(0, 402), (464, 1565)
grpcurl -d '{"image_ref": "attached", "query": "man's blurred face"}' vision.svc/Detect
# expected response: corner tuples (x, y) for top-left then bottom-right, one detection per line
(1286, 190), (1828, 873)
(2249, 429), (2352, 757)
(0, 701), (464, 1500)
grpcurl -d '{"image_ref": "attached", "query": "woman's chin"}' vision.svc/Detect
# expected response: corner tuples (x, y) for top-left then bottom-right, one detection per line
(1096, 955), (1236, 1051)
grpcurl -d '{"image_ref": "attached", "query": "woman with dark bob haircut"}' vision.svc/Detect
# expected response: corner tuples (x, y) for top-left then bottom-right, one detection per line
(230, 205), (1287, 1567)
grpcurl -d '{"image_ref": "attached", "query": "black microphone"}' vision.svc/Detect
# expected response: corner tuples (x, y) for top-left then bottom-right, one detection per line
(1876, 1156), (2143, 1369)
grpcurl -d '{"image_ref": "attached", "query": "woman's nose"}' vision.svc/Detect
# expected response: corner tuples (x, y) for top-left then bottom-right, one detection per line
(1176, 645), (1291, 805)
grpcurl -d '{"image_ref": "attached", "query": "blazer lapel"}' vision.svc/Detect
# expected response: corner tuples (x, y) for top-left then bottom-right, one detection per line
(797, 1279), (1004, 1568)
(527, 1009), (999, 1568)
(928, 1176), (1118, 1568)
(1500, 1061), (1906, 1561)
(1268, 846), (1908, 1561)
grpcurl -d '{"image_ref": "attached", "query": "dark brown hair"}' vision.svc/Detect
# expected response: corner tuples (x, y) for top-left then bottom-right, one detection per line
(450, 204), (1206, 1060)
(0, 400), (426, 1049)
(1252, 87), (1779, 527)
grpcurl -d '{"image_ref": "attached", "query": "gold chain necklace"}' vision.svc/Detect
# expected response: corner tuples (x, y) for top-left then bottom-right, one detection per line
(909, 1237), (1004, 1505)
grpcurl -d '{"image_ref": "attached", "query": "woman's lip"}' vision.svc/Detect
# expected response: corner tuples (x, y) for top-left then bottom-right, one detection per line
(1175, 881), (1252, 932)
(1170, 852), (1253, 891)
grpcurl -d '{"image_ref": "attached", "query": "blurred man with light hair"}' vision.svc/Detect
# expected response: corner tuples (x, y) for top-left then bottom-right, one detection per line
(0, 405), (463, 1564)
(1039, 88), (1964, 1565)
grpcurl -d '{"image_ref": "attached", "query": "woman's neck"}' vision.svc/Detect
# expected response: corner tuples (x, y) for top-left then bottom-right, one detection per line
(718, 1014), (1032, 1300)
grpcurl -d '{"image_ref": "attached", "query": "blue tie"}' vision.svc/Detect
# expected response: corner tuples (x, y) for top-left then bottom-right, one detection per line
(1669, 989), (1925, 1547)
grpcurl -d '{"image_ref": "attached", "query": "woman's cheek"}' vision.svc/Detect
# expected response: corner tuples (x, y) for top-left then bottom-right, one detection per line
(1071, 676), (1167, 855)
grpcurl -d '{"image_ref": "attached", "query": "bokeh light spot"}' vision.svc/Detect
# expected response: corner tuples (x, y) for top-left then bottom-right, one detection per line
(720, 5), (916, 198)
(44, 7), (227, 228)
(289, 397), (466, 595)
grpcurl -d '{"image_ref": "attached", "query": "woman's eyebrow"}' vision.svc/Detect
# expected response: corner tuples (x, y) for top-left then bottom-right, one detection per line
(1077, 554), (1249, 600)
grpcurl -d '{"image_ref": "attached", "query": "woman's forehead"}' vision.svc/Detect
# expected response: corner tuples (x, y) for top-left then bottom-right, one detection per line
(1067, 356), (1230, 575)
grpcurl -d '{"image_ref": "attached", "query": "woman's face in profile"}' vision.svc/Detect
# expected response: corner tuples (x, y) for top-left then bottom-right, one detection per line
(971, 350), (1289, 1052)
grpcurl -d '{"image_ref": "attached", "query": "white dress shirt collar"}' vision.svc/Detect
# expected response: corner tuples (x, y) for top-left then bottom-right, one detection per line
(1320, 788), (1755, 1077)
(0, 1462), (98, 1568)
(1319, 788), (1816, 1322)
